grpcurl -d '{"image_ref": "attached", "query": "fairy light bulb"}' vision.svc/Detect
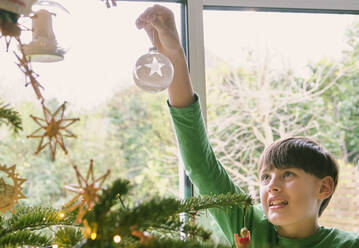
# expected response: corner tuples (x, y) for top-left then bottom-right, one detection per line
(113, 235), (122, 243)
(90, 232), (97, 240)
(133, 47), (174, 93)
(58, 211), (65, 219)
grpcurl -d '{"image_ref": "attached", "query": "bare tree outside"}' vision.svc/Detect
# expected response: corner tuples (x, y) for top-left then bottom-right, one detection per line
(206, 49), (354, 202)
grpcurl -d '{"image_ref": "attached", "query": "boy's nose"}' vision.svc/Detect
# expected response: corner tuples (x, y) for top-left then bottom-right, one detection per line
(268, 179), (282, 193)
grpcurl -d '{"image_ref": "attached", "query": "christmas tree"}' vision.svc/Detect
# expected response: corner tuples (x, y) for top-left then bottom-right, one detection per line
(0, 177), (253, 247)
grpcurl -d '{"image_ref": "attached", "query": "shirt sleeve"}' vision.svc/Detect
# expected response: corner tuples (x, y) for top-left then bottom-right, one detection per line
(168, 94), (243, 196)
(168, 93), (282, 247)
(168, 94), (248, 244)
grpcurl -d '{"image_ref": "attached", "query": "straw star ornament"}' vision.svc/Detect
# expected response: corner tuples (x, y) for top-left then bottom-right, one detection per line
(64, 160), (111, 223)
(27, 102), (79, 160)
(0, 164), (26, 214)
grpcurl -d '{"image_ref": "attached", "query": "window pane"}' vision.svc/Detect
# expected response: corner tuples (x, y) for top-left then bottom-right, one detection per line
(203, 10), (359, 240)
(0, 1), (181, 208)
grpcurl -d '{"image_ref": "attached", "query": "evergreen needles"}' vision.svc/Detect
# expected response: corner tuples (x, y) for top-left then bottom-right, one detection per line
(80, 178), (253, 248)
(0, 178), (253, 247)
(0, 206), (76, 247)
(0, 103), (23, 134)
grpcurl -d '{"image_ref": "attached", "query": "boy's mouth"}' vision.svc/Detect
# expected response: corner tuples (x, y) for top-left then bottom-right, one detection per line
(269, 199), (288, 207)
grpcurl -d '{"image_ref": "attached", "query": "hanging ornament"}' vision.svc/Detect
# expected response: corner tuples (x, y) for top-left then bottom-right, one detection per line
(22, 9), (63, 62)
(0, 164), (26, 214)
(133, 47), (174, 93)
(23, 0), (70, 62)
(234, 227), (251, 248)
(27, 102), (80, 161)
(130, 225), (152, 245)
(64, 160), (111, 223)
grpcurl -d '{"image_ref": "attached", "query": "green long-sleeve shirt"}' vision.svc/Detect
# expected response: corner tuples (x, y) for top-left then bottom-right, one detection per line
(168, 94), (359, 248)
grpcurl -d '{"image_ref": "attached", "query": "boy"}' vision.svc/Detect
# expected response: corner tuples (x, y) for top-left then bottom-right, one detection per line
(136, 4), (359, 247)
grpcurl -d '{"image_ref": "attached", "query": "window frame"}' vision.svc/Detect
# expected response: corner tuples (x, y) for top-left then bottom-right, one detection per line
(120, 0), (359, 199)
(203, 0), (359, 12)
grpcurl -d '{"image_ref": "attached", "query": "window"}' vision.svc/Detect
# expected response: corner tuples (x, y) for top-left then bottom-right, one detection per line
(204, 9), (359, 235)
(0, 1), (182, 207)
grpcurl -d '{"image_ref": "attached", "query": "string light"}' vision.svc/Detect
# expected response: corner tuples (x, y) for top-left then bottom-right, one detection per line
(58, 211), (65, 219)
(90, 232), (97, 240)
(113, 235), (122, 243)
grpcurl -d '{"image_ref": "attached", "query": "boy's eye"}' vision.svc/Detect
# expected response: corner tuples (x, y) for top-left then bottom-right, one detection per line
(283, 171), (294, 177)
(261, 174), (270, 182)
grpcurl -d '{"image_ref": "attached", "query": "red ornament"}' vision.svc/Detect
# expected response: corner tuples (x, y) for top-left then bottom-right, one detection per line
(234, 227), (251, 248)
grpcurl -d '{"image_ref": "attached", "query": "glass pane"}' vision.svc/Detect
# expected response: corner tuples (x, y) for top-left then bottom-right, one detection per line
(204, 10), (359, 242)
(0, 1), (181, 208)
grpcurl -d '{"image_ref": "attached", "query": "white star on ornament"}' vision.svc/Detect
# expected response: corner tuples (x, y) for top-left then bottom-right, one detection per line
(144, 57), (165, 77)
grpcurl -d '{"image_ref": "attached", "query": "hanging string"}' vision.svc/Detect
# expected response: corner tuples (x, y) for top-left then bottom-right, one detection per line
(65, 152), (77, 169)
(14, 38), (45, 104)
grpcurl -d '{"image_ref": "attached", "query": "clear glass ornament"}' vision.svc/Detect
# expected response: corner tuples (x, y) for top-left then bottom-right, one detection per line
(133, 47), (174, 93)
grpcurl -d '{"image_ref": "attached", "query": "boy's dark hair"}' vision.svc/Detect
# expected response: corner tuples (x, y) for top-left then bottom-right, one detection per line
(258, 137), (339, 217)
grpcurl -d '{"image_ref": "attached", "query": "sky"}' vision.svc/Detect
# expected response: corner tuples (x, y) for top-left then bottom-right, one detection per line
(0, 1), (357, 110)
(203, 11), (357, 71)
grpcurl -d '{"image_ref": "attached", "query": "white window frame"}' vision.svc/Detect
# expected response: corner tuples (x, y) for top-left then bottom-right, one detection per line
(203, 0), (359, 11)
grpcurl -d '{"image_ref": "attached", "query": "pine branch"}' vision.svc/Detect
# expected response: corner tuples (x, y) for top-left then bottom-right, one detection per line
(117, 197), (183, 231)
(116, 236), (230, 248)
(118, 192), (252, 229)
(181, 192), (253, 214)
(83, 234), (230, 248)
(147, 221), (212, 242)
(181, 222), (212, 241)
(139, 237), (230, 248)
(1, 206), (75, 235)
(0, 103), (23, 134)
(91, 178), (131, 219)
(54, 227), (84, 247)
(0, 230), (51, 247)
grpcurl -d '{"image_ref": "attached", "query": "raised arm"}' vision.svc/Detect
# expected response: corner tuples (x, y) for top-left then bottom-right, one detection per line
(135, 4), (242, 195)
(136, 4), (194, 107)
(135, 7), (266, 246)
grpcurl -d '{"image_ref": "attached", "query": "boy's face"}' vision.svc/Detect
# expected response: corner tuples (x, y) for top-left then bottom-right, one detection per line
(259, 166), (322, 228)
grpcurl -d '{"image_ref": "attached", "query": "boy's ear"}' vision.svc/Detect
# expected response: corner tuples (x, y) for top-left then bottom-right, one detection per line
(317, 176), (335, 200)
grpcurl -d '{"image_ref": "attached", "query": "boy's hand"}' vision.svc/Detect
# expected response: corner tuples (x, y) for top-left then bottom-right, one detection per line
(135, 4), (183, 61)
(136, 4), (194, 107)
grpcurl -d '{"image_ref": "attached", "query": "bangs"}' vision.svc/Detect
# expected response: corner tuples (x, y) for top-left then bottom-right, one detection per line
(258, 137), (333, 179)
